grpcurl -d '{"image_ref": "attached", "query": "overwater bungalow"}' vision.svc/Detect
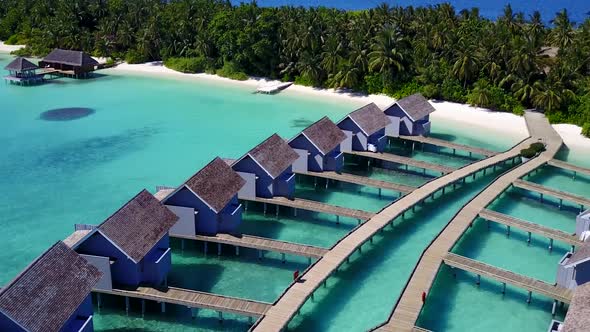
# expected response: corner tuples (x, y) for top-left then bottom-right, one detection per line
(0, 241), (102, 332)
(160, 157), (246, 236)
(576, 209), (590, 236)
(67, 190), (178, 289)
(39, 49), (99, 78)
(289, 116), (347, 173)
(384, 93), (435, 137)
(3, 57), (43, 85)
(557, 241), (590, 289)
(559, 281), (590, 331)
(232, 134), (299, 199)
(337, 103), (391, 153)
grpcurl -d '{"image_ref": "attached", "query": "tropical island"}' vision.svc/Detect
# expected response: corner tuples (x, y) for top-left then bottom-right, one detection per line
(1, 0), (589, 136)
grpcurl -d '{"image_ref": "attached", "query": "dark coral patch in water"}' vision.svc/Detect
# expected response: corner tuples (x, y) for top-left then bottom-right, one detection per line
(40, 108), (95, 121)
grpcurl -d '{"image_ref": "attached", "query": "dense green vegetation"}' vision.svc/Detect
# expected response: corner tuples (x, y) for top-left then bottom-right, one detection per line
(521, 142), (547, 158)
(1, 1), (589, 135)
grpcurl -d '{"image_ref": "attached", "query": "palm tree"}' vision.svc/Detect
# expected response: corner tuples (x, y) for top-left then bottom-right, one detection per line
(368, 26), (408, 85)
(321, 35), (343, 74)
(549, 9), (575, 49)
(452, 39), (480, 88)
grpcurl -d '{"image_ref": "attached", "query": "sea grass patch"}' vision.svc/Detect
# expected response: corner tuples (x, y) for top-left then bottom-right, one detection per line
(39, 107), (95, 121)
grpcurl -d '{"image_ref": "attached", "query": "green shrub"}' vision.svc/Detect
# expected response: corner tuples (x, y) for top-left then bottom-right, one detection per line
(422, 84), (440, 99)
(125, 50), (149, 64)
(164, 57), (207, 73)
(530, 142), (546, 153)
(5, 34), (20, 45)
(440, 78), (467, 103)
(520, 148), (536, 159)
(216, 61), (248, 81)
(582, 123), (590, 138)
(294, 74), (315, 87)
(363, 74), (384, 95)
(11, 46), (33, 56)
(388, 81), (422, 99)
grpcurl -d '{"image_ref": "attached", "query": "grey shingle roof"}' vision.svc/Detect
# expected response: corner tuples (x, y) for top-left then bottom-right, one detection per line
(247, 134), (299, 179)
(563, 282), (590, 332)
(184, 157), (246, 213)
(0, 241), (102, 332)
(4, 57), (38, 71)
(566, 242), (590, 267)
(42, 49), (99, 67)
(347, 103), (391, 136)
(394, 93), (435, 121)
(301, 117), (346, 155)
(98, 190), (178, 262)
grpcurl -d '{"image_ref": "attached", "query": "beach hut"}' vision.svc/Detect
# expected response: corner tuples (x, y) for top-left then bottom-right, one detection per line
(576, 209), (590, 236)
(232, 134), (299, 199)
(556, 242), (590, 289)
(0, 241), (102, 332)
(70, 190), (178, 289)
(39, 49), (99, 78)
(384, 93), (435, 137)
(3, 57), (43, 85)
(337, 103), (391, 153)
(160, 157), (246, 236)
(560, 282), (590, 331)
(289, 116), (347, 173)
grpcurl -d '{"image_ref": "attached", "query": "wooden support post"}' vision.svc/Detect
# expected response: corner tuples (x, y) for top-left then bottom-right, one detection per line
(463, 177), (466, 184)
(125, 297), (130, 315)
(217, 243), (222, 256)
(483, 168), (487, 176)
(487, 219), (490, 229)
(527, 291), (532, 304)
(218, 311), (223, 322)
(452, 148), (456, 155)
(502, 282), (506, 294)
(308, 257), (312, 265)
(378, 188), (382, 198)
(573, 171), (577, 180)
(357, 219), (361, 226)
(294, 207), (297, 217)
(281, 253), (286, 263)
(442, 187), (446, 194)
(527, 232), (532, 245)
(422, 168), (426, 176)
(552, 300), (557, 316)
(370, 236), (373, 244)
(323, 280), (327, 288)
(469, 151), (473, 158)
(506, 225), (511, 237)
(141, 300), (146, 317)
(476, 274), (481, 286)
(572, 245), (576, 253)
(314, 177), (317, 189)
(263, 203), (267, 215)
(204, 241), (208, 254)
(249, 316), (253, 324)
(336, 215), (340, 224)
(581, 205), (585, 213)
(549, 238), (553, 253)
(97, 293), (102, 308)
(559, 199), (563, 209)
(258, 250), (263, 260)
(346, 257), (350, 264)
(235, 246), (240, 256)
(191, 308), (196, 319)
(540, 193), (544, 203)
(358, 245), (362, 254)
(325, 179), (329, 189)
(245, 201), (248, 212)
(472, 173), (476, 180)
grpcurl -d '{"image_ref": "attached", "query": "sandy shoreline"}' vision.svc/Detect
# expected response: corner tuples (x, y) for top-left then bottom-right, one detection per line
(0, 41), (24, 53)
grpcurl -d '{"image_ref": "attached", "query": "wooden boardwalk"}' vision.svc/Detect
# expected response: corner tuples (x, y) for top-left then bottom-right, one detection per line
(295, 170), (416, 194)
(547, 159), (590, 177)
(252, 116), (533, 332)
(513, 179), (590, 208)
(95, 286), (271, 317)
(479, 209), (581, 247)
(170, 232), (328, 259)
(345, 151), (455, 175)
(376, 112), (564, 332)
(399, 135), (498, 157)
(243, 196), (376, 221)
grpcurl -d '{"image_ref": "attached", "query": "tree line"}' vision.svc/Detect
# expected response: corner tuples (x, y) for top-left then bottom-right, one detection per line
(1, 0), (589, 135)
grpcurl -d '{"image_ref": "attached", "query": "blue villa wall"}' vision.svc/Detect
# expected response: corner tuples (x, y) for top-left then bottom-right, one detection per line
(385, 106), (431, 136)
(233, 156), (274, 198)
(338, 118), (367, 151)
(575, 261), (590, 287)
(289, 134), (344, 172)
(0, 312), (24, 331)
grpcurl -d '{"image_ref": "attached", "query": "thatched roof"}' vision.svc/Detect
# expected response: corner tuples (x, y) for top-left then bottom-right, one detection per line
(345, 103), (390, 136)
(98, 190), (178, 262)
(565, 242), (590, 267)
(562, 282), (590, 332)
(4, 57), (38, 71)
(183, 157), (246, 213)
(240, 134), (299, 179)
(0, 241), (101, 332)
(300, 116), (346, 155)
(42, 49), (99, 67)
(392, 93), (436, 121)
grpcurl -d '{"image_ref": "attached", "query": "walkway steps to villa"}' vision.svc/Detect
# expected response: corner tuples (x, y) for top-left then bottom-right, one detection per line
(442, 253), (573, 303)
(478, 209), (582, 247)
(243, 196), (376, 221)
(295, 170), (416, 195)
(398, 135), (498, 158)
(95, 286), (271, 317)
(513, 179), (590, 209)
(373, 112), (564, 332)
(345, 151), (455, 175)
(170, 232), (328, 259)
(547, 159), (590, 177)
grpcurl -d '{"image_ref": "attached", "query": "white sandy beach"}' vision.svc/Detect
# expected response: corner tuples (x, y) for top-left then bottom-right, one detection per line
(0, 41), (24, 53)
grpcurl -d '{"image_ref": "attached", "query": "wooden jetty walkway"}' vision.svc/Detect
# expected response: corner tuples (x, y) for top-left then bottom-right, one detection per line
(95, 286), (271, 317)
(479, 209), (581, 247)
(399, 135), (498, 158)
(243, 196), (375, 221)
(375, 112), (564, 332)
(513, 179), (590, 209)
(295, 170), (416, 195)
(170, 232), (328, 259)
(442, 253), (573, 303)
(547, 159), (590, 177)
(345, 150), (455, 175)
(251, 116), (533, 332)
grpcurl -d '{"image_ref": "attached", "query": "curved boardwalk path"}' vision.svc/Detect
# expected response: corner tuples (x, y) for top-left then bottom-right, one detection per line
(375, 112), (563, 331)
(251, 118), (535, 332)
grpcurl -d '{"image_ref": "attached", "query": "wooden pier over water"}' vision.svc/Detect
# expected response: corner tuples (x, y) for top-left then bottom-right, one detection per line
(547, 159), (590, 177)
(442, 253), (573, 303)
(345, 150), (455, 175)
(170, 232), (328, 259)
(295, 170), (416, 195)
(398, 135), (498, 157)
(95, 286), (271, 318)
(479, 209), (581, 247)
(513, 179), (590, 209)
(251, 116), (532, 332)
(376, 112), (564, 332)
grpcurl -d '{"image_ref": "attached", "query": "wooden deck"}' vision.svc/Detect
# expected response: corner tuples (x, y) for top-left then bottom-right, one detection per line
(547, 159), (590, 177)
(398, 135), (498, 157)
(243, 196), (376, 221)
(170, 232), (328, 259)
(513, 179), (590, 208)
(345, 150), (455, 175)
(251, 115), (534, 332)
(479, 209), (581, 246)
(95, 286), (271, 317)
(375, 112), (564, 332)
(442, 253), (573, 303)
(295, 170), (416, 195)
